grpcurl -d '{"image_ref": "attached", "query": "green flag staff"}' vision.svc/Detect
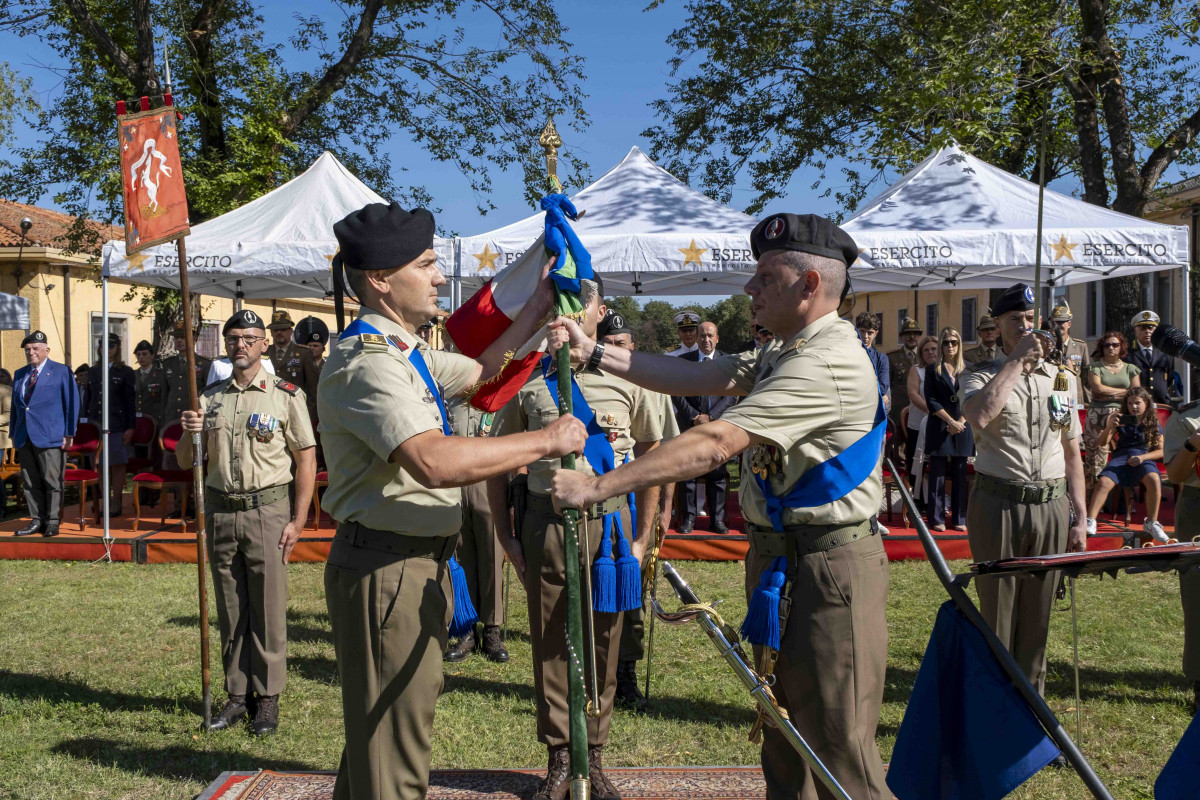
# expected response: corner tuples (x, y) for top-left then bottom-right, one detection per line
(540, 119), (591, 800)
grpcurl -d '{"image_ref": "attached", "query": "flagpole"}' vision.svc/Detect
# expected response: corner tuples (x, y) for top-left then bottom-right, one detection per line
(1033, 90), (1049, 327)
(542, 120), (590, 800)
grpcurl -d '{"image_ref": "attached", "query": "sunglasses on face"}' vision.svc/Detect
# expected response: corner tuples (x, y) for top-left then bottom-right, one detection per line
(1103, 342), (1121, 348)
(942, 341), (959, 347)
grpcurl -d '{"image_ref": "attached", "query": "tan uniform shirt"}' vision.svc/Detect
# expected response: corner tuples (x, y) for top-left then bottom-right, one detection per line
(961, 359), (1080, 483)
(448, 396), (494, 439)
(1060, 337), (1091, 404)
(1164, 402), (1200, 490)
(176, 371), (315, 494)
(887, 347), (919, 409)
(964, 343), (1000, 366)
(715, 312), (882, 528)
(317, 309), (479, 536)
(492, 363), (665, 496)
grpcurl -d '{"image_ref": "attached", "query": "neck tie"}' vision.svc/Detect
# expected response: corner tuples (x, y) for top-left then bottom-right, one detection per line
(24, 365), (39, 404)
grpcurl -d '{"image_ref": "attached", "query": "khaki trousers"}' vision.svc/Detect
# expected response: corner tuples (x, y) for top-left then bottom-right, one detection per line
(1177, 487), (1200, 680)
(521, 495), (629, 748)
(206, 497), (290, 697)
(457, 480), (504, 626)
(966, 484), (1069, 694)
(325, 529), (455, 800)
(745, 534), (890, 800)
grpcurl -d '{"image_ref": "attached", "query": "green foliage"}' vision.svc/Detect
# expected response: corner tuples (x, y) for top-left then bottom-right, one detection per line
(0, 62), (37, 159)
(603, 294), (752, 354)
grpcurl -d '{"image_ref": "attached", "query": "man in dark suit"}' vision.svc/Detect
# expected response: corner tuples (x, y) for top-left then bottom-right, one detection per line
(1127, 310), (1175, 405)
(673, 322), (736, 532)
(85, 333), (138, 517)
(12, 331), (79, 537)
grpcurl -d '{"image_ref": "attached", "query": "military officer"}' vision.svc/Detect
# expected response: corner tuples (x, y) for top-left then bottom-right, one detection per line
(1165, 377), (1200, 713)
(666, 311), (701, 356)
(178, 309), (317, 735)
(295, 315), (330, 374)
(132, 340), (166, 423)
(267, 311), (321, 421)
(489, 274), (665, 800)
(962, 284), (1087, 705)
(84, 334), (137, 516)
(551, 213), (891, 800)
(442, 395), (509, 663)
(887, 317), (923, 433)
(964, 314), (1000, 365)
(1048, 303), (1091, 405)
(319, 202), (585, 800)
(162, 327), (213, 424)
(1128, 310), (1175, 405)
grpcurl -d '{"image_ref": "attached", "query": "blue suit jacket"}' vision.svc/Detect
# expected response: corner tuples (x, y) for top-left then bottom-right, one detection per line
(12, 359), (80, 449)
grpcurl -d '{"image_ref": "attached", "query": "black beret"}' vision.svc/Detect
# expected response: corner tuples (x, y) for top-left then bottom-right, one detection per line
(992, 283), (1037, 318)
(333, 202), (435, 273)
(598, 310), (631, 339)
(750, 213), (859, 266)
(107, 333), (121, 347)
(295, 315), (330, 345)
(223, 309), (267, 336)
(134, 340), (154, 353)
(21, 330), (47, 347)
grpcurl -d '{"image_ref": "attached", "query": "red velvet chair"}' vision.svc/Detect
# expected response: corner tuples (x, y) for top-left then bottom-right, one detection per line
(126, 415), (158, 473)
(66, 422), (100, 468)
(131, 420), (193, 532)
(62, 460), (99, 530)
(310, 471), (329, 531)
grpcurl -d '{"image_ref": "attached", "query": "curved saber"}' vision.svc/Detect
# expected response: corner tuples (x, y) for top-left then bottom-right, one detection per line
(655, 561), (852, 800)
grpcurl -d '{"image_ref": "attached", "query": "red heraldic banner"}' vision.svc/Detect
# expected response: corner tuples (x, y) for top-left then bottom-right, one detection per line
(118, 108), (190, 253)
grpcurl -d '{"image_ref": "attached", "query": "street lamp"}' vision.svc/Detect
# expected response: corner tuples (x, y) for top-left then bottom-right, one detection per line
(15, 217), (32, 287)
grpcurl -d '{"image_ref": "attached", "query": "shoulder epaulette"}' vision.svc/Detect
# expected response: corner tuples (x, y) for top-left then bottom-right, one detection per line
(967, 358), (999, 373)
(358, 332), (390, 352)
(275, 379), (300, 395)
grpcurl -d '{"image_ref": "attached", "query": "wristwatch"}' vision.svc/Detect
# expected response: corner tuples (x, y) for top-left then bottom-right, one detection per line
(586, 342), (605, 372)
(1186, 439), (1199, 454)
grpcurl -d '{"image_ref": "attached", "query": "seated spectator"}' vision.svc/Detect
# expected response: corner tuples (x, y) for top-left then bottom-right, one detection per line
(923, 327), (975, 531)
(1085, 387), (1166, 542)
(1084, 332), (1141, 491)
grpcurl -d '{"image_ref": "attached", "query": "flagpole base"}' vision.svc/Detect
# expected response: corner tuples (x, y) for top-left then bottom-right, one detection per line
(570, 778), (590, 800)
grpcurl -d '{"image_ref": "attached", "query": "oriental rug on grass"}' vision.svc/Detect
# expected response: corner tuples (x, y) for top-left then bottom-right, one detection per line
(204, 766), (767, 800)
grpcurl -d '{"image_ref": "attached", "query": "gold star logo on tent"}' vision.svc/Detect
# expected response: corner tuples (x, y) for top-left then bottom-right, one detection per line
(126, 251), (148, 272)
(679, 239), (707, 266)
(473, 245), (500, 274)
(1051, 235), (1078, 262)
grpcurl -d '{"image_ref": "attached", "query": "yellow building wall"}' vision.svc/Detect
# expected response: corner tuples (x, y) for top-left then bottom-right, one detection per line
(859, 289), (992, 349)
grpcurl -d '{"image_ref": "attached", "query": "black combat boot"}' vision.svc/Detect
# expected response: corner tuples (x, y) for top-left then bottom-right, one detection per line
(250, 694), (279, 736)
(204, 694), (249, 731)
(588, 745), (622, 800)
(614, 660), (644, 709)
(444, 626), (477, 662)
(481, 625), (509, 663)
(533, 745), (570, 800)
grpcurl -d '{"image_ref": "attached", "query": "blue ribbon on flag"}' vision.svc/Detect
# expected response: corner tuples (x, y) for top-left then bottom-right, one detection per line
(541, 193), (593, 295)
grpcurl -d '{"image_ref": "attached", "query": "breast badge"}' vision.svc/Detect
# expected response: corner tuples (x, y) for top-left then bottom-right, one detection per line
(749, 444), (781, 480)
(247, 413), (277, 442)
(478, 412), (494, 438)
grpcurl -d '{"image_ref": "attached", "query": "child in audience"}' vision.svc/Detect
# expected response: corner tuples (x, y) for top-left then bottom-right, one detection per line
(1085, 387), (1167, 541)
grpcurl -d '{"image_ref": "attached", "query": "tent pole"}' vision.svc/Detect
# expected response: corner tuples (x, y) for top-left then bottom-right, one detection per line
(1033, 93), (1049, 328)
(1186, 203), (1197, 403)
(101, 276), (111, 556)
(235, 281), (243, 313)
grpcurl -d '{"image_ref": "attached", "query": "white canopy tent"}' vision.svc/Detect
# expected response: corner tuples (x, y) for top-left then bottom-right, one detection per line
(843, 143), (1190, 292)
(0, 292), (29, 330)
(102, 151), (387, 299)
(436, 146), (760, 304)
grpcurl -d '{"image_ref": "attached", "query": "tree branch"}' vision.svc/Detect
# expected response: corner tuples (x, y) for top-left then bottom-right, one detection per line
(1141, 105), (1200, 191)
(61, 0), (139, 88)
(278, 0), (386, 140)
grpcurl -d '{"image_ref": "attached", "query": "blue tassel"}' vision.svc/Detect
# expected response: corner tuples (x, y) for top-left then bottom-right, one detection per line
(592, 515), (617, 613)
(614, 517), (642, 613)
(448, 555), (478, 637)
(741, 555), (787, 650)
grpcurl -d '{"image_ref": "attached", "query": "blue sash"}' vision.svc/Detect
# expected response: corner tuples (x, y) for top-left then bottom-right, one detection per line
(752, 395), (887, 531)
(540, 355), (615, 476)
(343, 318), (450, 436)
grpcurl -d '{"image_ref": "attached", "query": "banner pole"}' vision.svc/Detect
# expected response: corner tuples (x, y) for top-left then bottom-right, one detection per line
(176, 236), (212, 729)
(101, 276), (112, 555)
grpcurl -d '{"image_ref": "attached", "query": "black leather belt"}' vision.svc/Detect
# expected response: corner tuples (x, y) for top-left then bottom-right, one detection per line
(527, 491), (628, 520)
(335, 521), (457, 562)
(207, 484), (289, 512)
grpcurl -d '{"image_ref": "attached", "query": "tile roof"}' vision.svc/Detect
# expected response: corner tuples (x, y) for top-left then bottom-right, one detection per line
(0, 199), (123, 253)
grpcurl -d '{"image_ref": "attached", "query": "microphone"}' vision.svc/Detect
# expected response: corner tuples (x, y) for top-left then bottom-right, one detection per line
(1151, 324), (1200, 369)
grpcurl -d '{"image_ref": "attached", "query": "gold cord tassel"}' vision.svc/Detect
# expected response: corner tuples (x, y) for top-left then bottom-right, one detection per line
(1054, 365), (1070, 393)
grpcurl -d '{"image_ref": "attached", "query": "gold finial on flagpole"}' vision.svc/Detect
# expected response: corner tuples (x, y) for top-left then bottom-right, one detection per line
(539, 119), (563, 193)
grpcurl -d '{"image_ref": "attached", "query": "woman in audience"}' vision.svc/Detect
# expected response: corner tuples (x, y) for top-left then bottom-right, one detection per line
(0, 369), (10, 510)
(923, 327), (975, 531)
(1084, 332), (1142, 491)
(905, 335), (940, 505)
(1085, 386), (1167, 541)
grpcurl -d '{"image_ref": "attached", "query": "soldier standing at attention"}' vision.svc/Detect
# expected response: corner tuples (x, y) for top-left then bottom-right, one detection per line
(1165, 376), (1200, 713)
(85, 334), (137, 517)
(489, 274), (666, 800)
(178, 309), (317, 735)
(888, 317), (923, 470)
(442, 395), (509, 663)
(551, 214), (891, 800)
(319, 202), (586, 800)
(964, 314), (1001, 365)
(1048, 303), (1091, 406)
(267, 311), (321, 422)
(133, 339), (166, 423)
(961, 284), (1087, 705)
(1127, 311), (1175, 405)
(666, 311), (701, 356)
(162, 327), (212, 424)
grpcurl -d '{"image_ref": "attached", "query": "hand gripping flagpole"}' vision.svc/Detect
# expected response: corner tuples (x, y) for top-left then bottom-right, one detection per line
(541, 120), (590, 800)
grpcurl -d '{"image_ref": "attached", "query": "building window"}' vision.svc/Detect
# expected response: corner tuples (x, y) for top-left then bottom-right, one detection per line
(961, 298), (977, 342)
(1087, 282), (1104, 338)
(89, 314), (129, 367)
(197, 321), (221, 360)
(926, 303), (939, 337)
(897, 308), (908, 342)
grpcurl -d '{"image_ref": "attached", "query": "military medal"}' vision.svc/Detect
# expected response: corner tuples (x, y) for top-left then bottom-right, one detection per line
(1049, 394), (1071, 431)
(479, 412), (493, 438)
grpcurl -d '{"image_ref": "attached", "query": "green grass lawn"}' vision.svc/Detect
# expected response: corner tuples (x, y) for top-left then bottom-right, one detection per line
(0, 557), (1192, 799)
